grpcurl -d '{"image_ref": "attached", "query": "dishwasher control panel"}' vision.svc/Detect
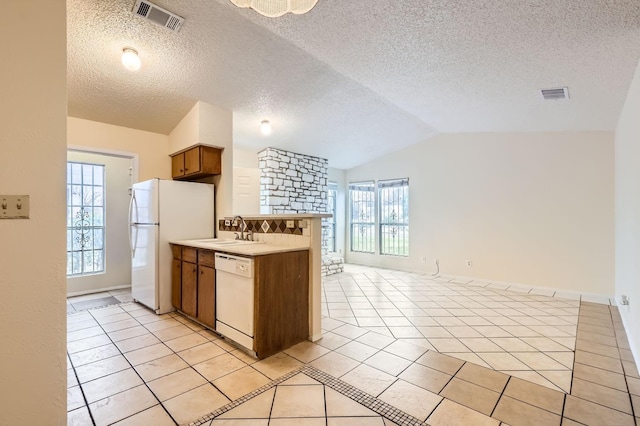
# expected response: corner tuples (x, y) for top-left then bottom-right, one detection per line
(214, 253), (254, 278)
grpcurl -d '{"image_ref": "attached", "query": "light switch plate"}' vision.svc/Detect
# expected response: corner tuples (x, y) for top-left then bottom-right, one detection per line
(0, 195), (30, 219)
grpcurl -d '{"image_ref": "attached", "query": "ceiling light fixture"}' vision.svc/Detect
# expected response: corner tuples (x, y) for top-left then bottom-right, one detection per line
(229, 0), (318, 18)
(121, 48), (141, 71)
(261, 120), (272, 135)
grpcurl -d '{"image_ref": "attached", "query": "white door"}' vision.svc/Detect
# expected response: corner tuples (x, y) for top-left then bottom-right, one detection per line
(233, 167), (260, 215)
(67, 151), (133, 295)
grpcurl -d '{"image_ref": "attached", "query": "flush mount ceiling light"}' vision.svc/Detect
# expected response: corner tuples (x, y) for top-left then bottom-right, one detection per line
(121, 48), (141, 71)
(229, 0), (318, 17)
(261, 120), (272, 135)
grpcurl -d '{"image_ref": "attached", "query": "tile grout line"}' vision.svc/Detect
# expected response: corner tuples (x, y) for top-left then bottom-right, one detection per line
(562, 302), (639, 423)
(488, 374), (511, 420)
(67, 350), (97, 426)
(610, 304), (638, 423)
(85, 305), (180, 425)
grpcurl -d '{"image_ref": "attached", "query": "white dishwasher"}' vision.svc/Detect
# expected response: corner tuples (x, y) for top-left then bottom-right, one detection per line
(215, 253), (255, 351)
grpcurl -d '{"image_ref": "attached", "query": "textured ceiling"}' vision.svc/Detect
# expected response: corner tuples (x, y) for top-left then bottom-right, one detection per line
(67, 0), (640, 169)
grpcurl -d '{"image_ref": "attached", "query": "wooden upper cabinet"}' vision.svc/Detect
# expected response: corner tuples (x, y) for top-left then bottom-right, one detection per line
(170, 144), (222, 180)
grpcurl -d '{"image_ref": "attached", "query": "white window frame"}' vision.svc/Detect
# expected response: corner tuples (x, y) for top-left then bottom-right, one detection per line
(349, 181), (376, 253)
(378, 178), (409, 257)
(322, 182), (338, 253)
(67, 161), (106, 276)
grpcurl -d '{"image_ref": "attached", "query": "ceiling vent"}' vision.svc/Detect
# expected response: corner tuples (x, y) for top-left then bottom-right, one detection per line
(540, 87), (569, 100)
(132, 0), (184, 32)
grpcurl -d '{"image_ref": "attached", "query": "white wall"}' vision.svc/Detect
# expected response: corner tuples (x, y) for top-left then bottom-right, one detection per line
(66, 151), (133, 295)
(68, 117), (170, 181)
(169, 102), (234, 224)
(234, 147), (260, 168)
(346, 132), (615, 295)
(615, 58), (640, 364)
(200, 103), (234, 220)
(0, 2), (67, 423)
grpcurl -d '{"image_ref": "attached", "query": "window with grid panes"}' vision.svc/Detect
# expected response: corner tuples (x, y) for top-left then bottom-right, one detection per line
(349, 181), (375, 253)
(67, 162), (105, 276)
(378, 178), (409, 256)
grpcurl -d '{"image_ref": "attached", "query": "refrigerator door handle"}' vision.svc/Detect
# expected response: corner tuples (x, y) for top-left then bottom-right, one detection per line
(129, 189), (137, 257)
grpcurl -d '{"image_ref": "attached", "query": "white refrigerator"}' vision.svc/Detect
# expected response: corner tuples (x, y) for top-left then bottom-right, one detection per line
(129, 178), (215, 314)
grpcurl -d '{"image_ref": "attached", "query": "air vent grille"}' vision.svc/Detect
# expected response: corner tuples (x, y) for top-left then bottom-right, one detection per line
(132, 0), (184, 32)
(540, 87), (569, 100)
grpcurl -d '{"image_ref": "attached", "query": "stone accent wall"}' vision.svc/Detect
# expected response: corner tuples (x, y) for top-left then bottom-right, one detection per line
(259, 148), (328, 214)
(322, 255), (344, 276)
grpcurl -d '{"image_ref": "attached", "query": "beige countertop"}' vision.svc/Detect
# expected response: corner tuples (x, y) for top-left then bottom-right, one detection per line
(224, 213), (331, 219)
(170, 238), (309, 256)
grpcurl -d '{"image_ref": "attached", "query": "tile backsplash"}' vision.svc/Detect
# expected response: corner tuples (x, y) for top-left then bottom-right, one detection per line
(218, 218), (304, 236)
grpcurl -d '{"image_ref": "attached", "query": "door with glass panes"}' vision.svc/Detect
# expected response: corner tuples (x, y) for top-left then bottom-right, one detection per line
(66, 151), (133, 295)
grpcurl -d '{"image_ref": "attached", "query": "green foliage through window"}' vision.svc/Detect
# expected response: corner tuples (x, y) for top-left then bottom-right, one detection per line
(349, 178), (409, 256)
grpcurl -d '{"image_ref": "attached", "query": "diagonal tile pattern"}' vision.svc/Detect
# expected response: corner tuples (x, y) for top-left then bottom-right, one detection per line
(66, 265), (639, 425)
(322, 265), (579, 392)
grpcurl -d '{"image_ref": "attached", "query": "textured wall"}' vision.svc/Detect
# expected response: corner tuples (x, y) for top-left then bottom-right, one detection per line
(259, 148), (328, 214)
(0, 2), (67, 423)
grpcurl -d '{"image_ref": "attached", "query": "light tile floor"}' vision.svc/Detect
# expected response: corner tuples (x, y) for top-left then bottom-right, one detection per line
(322, 265), (580, 393)
(66, 265), (639, 425)
(67, 288), (133, 314)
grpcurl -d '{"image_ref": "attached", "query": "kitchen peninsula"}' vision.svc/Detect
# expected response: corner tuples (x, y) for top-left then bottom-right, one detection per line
(170, 213), (329, 358)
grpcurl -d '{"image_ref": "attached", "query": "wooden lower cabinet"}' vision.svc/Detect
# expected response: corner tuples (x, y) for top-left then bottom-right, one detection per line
(197, 264), (215, 328)
(171, 258), (182, 309)
(170, 244), (216, 330)
(171, 244), (183, 310)
(253, 250), (309, 359)
(170, 244), (310, 359)
(181, 261), (198, 318)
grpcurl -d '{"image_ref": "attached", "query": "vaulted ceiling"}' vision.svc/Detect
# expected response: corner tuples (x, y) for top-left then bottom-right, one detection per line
(67, 0), (640, 169)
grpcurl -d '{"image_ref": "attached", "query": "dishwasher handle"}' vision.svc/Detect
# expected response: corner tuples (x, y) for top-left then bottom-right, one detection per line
(215, 253), (254, 278)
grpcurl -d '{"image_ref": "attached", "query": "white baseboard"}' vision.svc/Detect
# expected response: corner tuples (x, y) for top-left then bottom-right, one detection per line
(66, 284), (131, 298)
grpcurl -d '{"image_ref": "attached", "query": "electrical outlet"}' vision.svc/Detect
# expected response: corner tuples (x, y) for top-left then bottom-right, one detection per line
(466, 260), (472, 267)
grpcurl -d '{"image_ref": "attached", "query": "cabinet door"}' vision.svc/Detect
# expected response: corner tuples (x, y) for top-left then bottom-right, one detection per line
(182, 261), (198, 317)
(171, 152), (185, 178)
(171, 258), (182, 310)
(197, 265), (216, 328)
(184, 147), (201, 176)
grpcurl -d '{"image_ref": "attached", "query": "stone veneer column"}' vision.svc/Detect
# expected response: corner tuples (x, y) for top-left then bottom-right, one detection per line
(258, 148), (328, 214)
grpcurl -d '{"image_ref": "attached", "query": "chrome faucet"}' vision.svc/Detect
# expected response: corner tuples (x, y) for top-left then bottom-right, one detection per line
(233, 215), (245, 240)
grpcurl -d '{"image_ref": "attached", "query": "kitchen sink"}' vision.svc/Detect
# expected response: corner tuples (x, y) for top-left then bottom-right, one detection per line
(196, 239), (262, 245)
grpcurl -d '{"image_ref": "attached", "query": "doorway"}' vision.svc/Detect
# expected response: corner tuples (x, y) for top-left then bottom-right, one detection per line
(67, 149), (135, 296)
